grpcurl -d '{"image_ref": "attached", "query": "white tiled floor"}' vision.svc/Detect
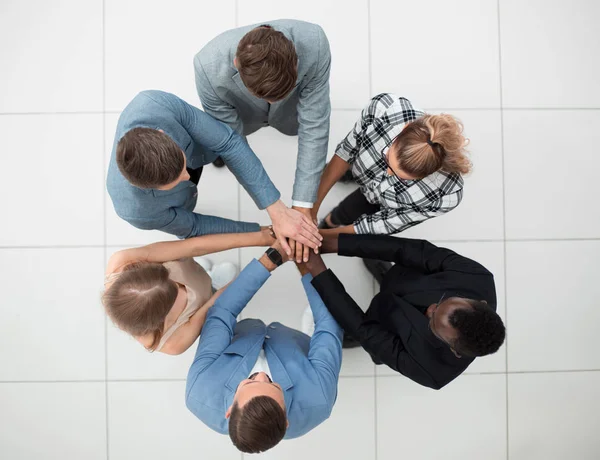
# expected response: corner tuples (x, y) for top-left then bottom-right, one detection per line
(1, 1), (598, 459)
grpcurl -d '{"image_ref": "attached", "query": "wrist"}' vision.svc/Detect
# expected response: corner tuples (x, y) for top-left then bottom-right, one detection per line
(266, 199), (285, 218)
(259, 254), (278, 272)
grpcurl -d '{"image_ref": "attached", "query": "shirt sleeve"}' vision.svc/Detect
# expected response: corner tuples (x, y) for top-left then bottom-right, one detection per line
(141, 90), (280, 210)
(293, 26), (332, 204)
(334, 95), (390, 164)
(354, 187), (463, 235)
(194, 56), (245, 135)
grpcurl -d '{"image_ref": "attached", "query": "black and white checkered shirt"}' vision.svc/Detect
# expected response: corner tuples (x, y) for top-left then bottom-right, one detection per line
(335, 93), (464, 235)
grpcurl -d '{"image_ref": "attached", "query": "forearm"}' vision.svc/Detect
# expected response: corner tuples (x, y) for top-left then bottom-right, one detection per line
(313, 155), (350, 213)
(142, 229), (273, 263)
(319, 225), (356, 239)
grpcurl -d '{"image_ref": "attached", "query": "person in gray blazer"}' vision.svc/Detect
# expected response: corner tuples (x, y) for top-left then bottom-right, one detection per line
(194, 19), (331, 263)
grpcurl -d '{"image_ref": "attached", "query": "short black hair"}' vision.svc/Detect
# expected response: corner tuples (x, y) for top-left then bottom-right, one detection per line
(228, 397), (287, 453)
(449, 300), (505, 357)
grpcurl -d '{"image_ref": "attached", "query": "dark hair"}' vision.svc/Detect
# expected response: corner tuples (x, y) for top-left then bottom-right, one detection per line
(116, 127), (184, 188)
(228, 397), (287, 453)
(449, 300), (505, 357)
(392, 114), (471, 179)
(102, 262), (178, 350)
(236, 25), (298, 101)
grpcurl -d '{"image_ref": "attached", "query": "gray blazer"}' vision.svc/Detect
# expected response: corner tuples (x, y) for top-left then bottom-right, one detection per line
(194, 19), (331, 204)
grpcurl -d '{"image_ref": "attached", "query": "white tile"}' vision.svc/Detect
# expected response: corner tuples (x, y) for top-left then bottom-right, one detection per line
(104, 0), (236, 111)
(504, 110), (600, 239)
(401, 110), (504, 241)
(0, 248), (105, 381)
(506, 241), (600, 372)
(237, 2), (370, 109)
(376, 241), (506, 376)
(0, 382), (106, 460)
(0, 0), (102, 113)
(246, 377), (375, 459)
(322, 254), (376, 377)
(500, 0), (600, 108)
(108, 381), (239, 460)
(106, 247), (240, 380)
(377, 374), (506, 460)
(104, 113), (240, 246)
(371, 0), (501, 108)
(241, 110), (361, 220)
(509, 372), (600, 460)
(0, 114), (104, 246)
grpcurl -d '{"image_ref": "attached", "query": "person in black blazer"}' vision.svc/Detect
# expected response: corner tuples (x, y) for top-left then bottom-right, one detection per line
(304, 234), (506, 390)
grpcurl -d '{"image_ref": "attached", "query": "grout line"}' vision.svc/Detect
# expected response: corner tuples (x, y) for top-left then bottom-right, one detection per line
(2, 107), (600, 117)
(495, 1), (510, 458)
(101, 0), (109, 458)
(2, 236), (600, 251)
(2, 368), (599, 385)
(367, 0), (373, 97)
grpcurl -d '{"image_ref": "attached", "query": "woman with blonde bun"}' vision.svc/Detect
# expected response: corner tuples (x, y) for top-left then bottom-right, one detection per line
(314, 93), (470, 238)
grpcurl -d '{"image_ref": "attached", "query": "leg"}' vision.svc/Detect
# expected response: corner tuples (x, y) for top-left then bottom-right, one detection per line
(187, 166), (203, 185)
(328, 189), (380, 226)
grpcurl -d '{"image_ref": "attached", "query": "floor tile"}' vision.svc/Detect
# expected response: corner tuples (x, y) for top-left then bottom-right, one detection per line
(506, 240), (600, 371)
(0, 248), (105, 381)
(0, 382), (106, 460)
(104, 0), (235, 111)
(238, 1), (370, 109)
(377, 241), (506, 376)
(0, 114), (104, 246)
(504, 110), (600, 239)
(108, 381), (239, 460)
(377, 374), (507, 460)
(244, 377), (375, 459)
(105, 247), (240, 380)
(508, 371), (600, 460)
(400, 110), (504, 241)
(0, 0), (102, 113)
(371, 0), (501, 108)
(500, 0), (600, 108)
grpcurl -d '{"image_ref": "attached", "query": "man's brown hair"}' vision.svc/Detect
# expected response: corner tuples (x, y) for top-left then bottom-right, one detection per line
(228, 397), (287, 453)
(236, 25), (298, 101)
(116, 127), (184, 189)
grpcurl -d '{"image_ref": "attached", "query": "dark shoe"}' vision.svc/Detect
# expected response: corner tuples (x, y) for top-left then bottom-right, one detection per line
(339, 169), (354, 183)
(342, 332), (361, 349)
(212, 157), (225, 168)
(363, 258), (392, 286)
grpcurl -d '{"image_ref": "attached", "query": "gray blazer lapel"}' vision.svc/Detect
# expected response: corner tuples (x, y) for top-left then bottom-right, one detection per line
(232, 73), (270, 113)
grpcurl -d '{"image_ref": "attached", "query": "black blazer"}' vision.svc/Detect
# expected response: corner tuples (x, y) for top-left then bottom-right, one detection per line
(311, 234), (497, 390)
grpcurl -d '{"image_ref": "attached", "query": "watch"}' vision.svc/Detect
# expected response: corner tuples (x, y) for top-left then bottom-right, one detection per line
(265, 247), (283, 267)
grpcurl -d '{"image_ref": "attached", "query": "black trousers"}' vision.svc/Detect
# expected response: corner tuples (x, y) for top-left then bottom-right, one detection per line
(330, 189), (380, 226)
(187, 166), (203, 186)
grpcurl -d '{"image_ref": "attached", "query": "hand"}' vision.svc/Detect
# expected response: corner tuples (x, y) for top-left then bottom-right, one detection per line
(266, 200), (322, 257)
(259, 226), (277, 246)
(290, 206), (318, 263)
(304, 252), (327, 277)
(295, 260), (309, 276)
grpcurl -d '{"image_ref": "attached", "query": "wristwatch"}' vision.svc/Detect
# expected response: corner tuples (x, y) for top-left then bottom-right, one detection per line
(265, 247), (283, 267)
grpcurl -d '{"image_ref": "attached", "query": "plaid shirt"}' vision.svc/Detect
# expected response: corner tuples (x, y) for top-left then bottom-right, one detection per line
(335, 93), (464, 235)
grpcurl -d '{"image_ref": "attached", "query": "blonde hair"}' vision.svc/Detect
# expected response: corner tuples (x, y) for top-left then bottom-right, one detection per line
(392, 114), (471, 178)
(102, 263), (178, 351)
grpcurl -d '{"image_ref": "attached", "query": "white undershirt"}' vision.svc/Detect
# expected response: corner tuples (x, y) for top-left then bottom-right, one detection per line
(248, 348), (272, 379)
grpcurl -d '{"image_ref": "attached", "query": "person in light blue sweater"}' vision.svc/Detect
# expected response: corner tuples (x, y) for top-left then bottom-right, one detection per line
(106, 90), (321, 256)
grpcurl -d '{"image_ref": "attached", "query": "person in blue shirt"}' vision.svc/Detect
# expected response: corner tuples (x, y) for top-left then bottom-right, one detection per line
(107, 90), (321, 257)
(185, 240), (343, 453)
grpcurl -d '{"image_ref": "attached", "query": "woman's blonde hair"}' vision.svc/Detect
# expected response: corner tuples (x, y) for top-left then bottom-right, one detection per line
(102, 263), (178, 351)
(392, 114), (471, 178)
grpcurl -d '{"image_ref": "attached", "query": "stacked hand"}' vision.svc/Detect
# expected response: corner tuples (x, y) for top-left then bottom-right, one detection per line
(267, 200), (322, 263)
